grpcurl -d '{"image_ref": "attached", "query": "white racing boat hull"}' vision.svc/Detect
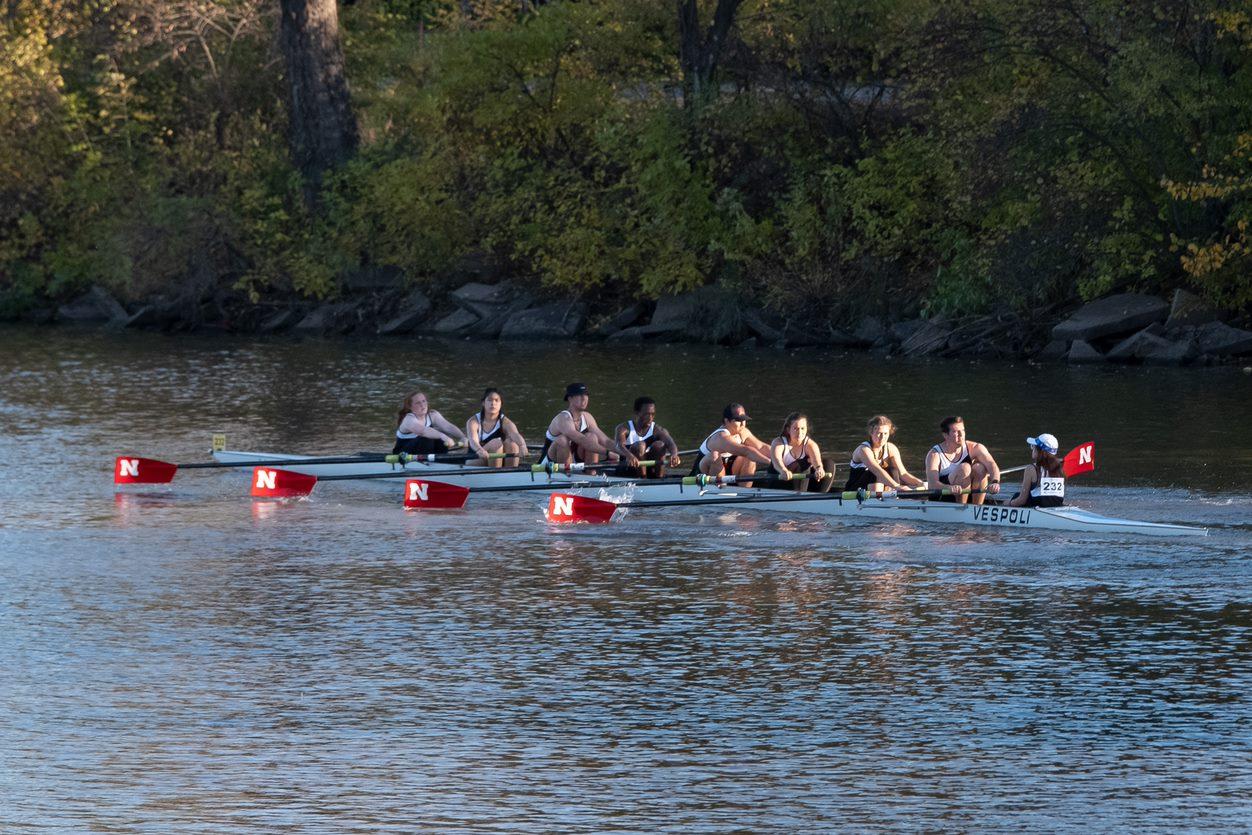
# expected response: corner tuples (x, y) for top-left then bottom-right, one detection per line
(212, 450), (1206, 536)
(563, 483), (1208, 537)
(211, 449), (634, 490)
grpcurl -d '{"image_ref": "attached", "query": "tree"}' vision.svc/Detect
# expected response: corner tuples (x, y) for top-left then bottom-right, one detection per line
(279, 0), (358, 183)
(677, 0), (744, 107)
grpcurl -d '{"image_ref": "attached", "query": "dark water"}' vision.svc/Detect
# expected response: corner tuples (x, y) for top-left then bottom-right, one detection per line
(2, 325), (1250, 831)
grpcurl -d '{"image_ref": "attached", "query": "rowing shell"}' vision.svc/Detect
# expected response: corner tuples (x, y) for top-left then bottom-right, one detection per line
(557, 483), (1208, 537)
(210, 449), (635, 490)
(212, 450), (1206, 537)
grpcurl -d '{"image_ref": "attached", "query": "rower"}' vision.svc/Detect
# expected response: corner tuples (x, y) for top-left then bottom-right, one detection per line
(691, 403), (772, 485)
(1008, 433), (1065, 508)
(844, 415), (925, 493)
(393, 390), (467, 456)
(538, 382), (615, 466)
(465, 387), (527, 468)
(767, 412), (835, 492)
(613, 396), (682, 478)
(924, 415), (1001, 505)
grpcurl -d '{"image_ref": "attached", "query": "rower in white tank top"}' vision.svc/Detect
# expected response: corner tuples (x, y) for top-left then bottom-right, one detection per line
(691, 403), (772, 479)
(612, 397), (682, 478)
(538, 383), (613, 466)
(930, 441), (970, 484)
(699, 427), (733, 460)
(625, 419), (654, 446)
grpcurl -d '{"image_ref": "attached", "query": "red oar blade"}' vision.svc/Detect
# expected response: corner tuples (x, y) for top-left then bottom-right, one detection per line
(250, 467), (318, 498)
(114, 457), (178, 484)
(1063, 442), (1096, 477)
(403, 479), (470, 510)
(546, 493), (619, 524)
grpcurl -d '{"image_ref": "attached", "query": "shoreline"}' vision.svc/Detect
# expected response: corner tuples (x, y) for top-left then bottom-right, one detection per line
(14, 281), (1252, 368)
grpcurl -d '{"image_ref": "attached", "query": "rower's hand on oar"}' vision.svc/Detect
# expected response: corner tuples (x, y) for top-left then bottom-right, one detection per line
(624, 452), (641, 469)
(668, 453), (682, 468)
(988, 480), (1001, 494)
(779, 467), (793, 481)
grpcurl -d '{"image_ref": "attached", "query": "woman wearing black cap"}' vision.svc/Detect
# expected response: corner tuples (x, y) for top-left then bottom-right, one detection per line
(538, 382), (615, 466)
(691, 402), (772, 484)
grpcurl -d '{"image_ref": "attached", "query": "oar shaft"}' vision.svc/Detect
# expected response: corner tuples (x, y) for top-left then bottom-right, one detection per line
(467, 472), (723, 495)
(180, 451), (501, 470)
(181, 454), (392, 469)
(314, 457), (640, 483)
(606, 485), (987, 510)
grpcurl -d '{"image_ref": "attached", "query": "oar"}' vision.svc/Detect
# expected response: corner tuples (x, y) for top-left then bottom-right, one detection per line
(544, 484), (944, 524)
(251, 459), (664, 498)
(1000, 442), (1095, 478)
(518, 443), (701, 458)
(113, 450), (508, 485)
(402, 472), (807, 510)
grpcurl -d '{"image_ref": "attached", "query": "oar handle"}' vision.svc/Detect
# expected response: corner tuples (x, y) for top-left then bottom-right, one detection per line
(532, 460), (656, 474)
(384, 452), (507, 464)
(891, 486), (989, 500)
(180, 454), (393, 470)
(178, 450), (501, 470)
(678, 473), (806, 487)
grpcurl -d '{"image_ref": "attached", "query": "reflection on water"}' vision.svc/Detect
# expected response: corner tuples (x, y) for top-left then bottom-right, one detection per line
(1, 325), (1251, 830)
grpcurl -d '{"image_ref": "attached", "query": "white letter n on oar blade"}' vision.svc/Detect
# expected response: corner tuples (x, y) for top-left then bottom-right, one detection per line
(113, 457), (177, 485)
(546, 493), (618, 524)
(250, 467), (317, 498)
(403, 479), (469, 510)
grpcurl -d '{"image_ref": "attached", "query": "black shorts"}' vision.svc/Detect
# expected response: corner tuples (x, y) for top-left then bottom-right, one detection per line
(766, 461), (810, 490)
(393, 437), (449, 456)
(690, 452), (738, 476)
(539, 435), (588, 465)
(1025, 495), (1063, 508)
(844, 467), (876, 492)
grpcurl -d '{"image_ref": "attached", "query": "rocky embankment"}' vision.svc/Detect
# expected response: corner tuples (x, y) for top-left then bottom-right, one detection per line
(40, 276), (1252, 366)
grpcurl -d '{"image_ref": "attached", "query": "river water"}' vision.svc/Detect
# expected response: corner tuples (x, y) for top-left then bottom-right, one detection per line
(2, 325), (1250, 831)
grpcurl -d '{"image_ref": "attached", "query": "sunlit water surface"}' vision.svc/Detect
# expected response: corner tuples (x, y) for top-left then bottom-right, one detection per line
(2, 326), (1250, 831)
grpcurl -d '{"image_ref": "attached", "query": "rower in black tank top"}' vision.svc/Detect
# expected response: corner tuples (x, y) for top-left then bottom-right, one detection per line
(475, 410), (505, 447)
(767, 437), (812, 487)
(844, 441), (890, 491)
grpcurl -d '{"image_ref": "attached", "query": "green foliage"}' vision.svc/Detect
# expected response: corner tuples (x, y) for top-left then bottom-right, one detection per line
(5, 0), (1252, 321)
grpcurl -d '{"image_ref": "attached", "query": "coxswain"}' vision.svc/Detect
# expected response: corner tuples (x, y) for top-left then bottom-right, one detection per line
(766, 412), (835, 492)
(1008, 433), (1065, 508)
(691, 403), (772, 485)
(844, 415), (925, 493)
(538, 382), (615, 466)
(393, 391), (467, 456)
(465, 388), (527, 467)
(613, 396), (682, 478)
(924, 415), (1001, 505)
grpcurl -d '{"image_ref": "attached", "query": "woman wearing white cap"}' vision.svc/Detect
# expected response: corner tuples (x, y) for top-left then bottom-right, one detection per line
(1009, 433), (1065, 508)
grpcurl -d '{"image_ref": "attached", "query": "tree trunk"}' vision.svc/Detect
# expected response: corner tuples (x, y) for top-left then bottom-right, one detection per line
(279, 0), (357, 184)
(677, 0), (743, 108)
